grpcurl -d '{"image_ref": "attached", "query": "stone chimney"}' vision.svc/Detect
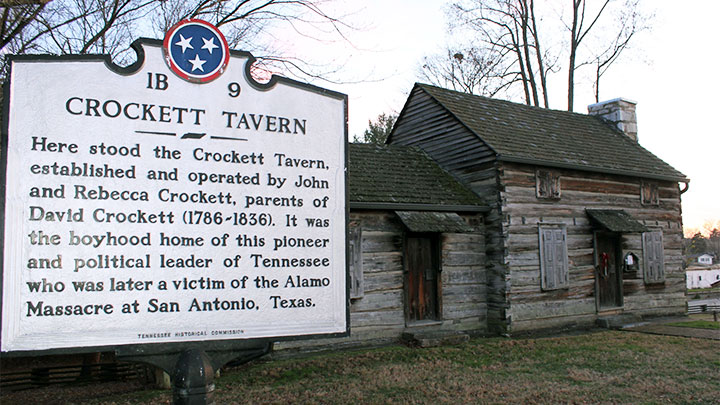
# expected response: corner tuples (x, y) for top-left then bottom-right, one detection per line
(588, 98), (638, 142)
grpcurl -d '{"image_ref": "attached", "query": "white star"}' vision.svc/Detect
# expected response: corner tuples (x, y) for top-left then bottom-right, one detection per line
(175, 34), (193, 53)
(188, 54), (206, 72)
(201, 37), (219, 54)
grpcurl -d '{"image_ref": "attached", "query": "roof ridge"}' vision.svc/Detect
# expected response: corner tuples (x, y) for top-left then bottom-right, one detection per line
(416, 82), (601, 120)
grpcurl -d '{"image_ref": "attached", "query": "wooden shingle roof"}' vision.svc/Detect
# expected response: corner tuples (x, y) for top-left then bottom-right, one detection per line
(348, 143), (485, 210)
(402, 83), (687, 182)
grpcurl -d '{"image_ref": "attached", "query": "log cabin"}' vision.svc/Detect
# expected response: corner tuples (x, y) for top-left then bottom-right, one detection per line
(347, 143), (488, 338)
(387, 84), (689, 333)
(277, 143), (490, 351)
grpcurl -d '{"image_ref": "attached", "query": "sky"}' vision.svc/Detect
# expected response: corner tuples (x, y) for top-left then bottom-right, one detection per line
(275, 0), (719, 233)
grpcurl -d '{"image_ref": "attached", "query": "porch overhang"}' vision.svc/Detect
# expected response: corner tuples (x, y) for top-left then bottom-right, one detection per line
(586, 209), (648, 233)
(395, 211), (474, 233)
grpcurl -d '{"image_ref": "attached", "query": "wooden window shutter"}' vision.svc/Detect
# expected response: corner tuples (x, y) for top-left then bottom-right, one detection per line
(642, 230), (665, 283)
(536, 170), (561, 199)
(539, 226), (569, 290)
(349, 225), (364, 298)
(641, 181), (659, 206)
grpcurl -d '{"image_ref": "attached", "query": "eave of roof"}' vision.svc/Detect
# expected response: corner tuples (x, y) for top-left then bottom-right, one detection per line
(498, 155), (688, 182)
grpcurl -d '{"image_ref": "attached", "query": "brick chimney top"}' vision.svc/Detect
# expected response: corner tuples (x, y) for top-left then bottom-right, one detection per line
(588, 98), (638, 142)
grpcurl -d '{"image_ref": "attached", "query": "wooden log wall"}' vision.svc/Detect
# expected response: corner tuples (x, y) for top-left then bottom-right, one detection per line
(466, 165), (509, 335)
(499, 162), (686, 332)
(274, 210), (487, 351)
(390, 87), (509, 333)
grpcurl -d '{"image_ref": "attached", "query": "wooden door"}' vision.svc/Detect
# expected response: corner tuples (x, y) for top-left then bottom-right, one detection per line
(405, 235), (439, 322)
(595, 233), (622, 309)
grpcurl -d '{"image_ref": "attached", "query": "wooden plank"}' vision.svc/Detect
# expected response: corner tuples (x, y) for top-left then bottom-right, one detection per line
(441, 232), (485, 248)
(362, 231), (402, 253)
(504, 190), (683, 216)
(442, 266), (486, 285)
(511, 298), (596, 322)
(442, 284), (487, 303)
(511, 313), (597, 333)
(623, 295), (686, 311)
(500, 162), (677, 188)
(351, 290), (403, 312)
(562, 178), (640, 195)
(363, 271), (403, 292)
(350, 310), (405, 328)
(510, 283), (595, 303)
(505, 186), (643, 205)
(506, 233), (592, 251)
(443, 302), (488, 321)
(443, 251), (485, 266)
(362, 252), (402, 274)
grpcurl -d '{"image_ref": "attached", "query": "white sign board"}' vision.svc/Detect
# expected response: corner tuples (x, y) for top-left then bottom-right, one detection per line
(1, 36), (347, 352)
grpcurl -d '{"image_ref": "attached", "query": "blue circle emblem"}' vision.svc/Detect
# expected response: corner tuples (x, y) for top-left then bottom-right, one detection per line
(163, 19), (230, 83)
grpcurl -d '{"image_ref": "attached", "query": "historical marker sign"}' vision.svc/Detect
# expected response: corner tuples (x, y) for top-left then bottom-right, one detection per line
(1, 23), (348, 352)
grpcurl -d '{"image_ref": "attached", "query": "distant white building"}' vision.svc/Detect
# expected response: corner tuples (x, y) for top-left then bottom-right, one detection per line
(698, 254), (714, 265)
(687, 268), (720, 289)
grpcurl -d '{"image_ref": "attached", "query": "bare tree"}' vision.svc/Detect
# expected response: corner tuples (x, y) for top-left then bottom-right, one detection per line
(1, 0), (353, 82)
(427, 0), (647, 110)
(448, 0), (552, 107)
(418, 46), (515, 97)
(527, 0), (549, 107)
(0, 1), (51, 51)
(149, 0), (354, 81)
(589, 0), (644, 102)
(567, 0), (647, 110)
(567, 0), (611, 111)
(2, 0), (160, 66)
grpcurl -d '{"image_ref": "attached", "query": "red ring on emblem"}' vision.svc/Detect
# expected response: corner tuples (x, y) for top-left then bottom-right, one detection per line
(162, 19), (230, 83)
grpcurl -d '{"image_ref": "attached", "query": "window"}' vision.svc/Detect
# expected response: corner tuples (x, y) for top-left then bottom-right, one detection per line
(349, 224), (363, 299)
(624, 252), (640, 275)
(539, 225), (569, 290)
(641, 181), (659, 205)
(642, 230), (665, 283)
(536, 169), (561, 199)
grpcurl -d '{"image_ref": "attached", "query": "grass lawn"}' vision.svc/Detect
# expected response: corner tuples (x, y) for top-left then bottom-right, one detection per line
(5, 331), (718, 404)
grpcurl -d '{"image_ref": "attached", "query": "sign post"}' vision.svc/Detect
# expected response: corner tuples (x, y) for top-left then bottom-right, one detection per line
(1, 20), (348, 399)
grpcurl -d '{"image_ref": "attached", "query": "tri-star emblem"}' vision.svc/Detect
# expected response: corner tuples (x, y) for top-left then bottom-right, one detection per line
(163, 19), (230, 83)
